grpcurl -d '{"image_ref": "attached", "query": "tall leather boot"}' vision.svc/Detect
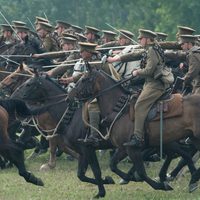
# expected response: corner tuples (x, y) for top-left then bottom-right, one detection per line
(86, 111), (101, 144)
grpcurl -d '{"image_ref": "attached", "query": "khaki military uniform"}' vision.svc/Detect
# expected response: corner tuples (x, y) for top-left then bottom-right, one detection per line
(42, 34), (58, 52)
(0, 35), (16, 46)
(184, 46), (200, 94)
(50, 51), (80, 77)
(121, 44), (169, 139)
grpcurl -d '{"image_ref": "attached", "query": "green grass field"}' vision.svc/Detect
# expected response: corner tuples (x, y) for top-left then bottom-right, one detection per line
(0, 151), (200, 200)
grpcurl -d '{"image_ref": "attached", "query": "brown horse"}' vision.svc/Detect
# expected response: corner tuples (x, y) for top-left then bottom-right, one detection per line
(69, 66), (200, 192)
(0, 99), (44, 186)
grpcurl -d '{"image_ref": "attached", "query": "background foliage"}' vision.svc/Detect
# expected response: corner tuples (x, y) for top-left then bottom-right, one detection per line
(0, 0), (200, 39)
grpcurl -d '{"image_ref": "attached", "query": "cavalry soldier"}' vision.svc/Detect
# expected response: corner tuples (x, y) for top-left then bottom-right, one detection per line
(84, 25), (100, 44)
(0, 24), (15, 46)
(179, 35), (200, 94)
(108, 29), (170, 147)
(60, 42), (115, 143)
(14, 25), (30, 43)
(176, 26), (195, 42)
(100, 29), (134, 48)
(55, 20), (71, 37)
(34, 16), (49, 29)
(47, 36), (80, 77)
(36, 22), (58, 52)
(100, 30), (117, 44)
(53, 20), (71, 48)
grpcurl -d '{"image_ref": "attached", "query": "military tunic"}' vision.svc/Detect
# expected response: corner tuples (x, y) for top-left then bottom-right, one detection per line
(50, 51), (80, 77)
(120, 44), (168, 138)
(42, 34), (58, 52)
(184, 46), (200, 94)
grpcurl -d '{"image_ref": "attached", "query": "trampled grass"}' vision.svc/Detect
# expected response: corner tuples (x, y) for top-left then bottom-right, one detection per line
(0, 151), (200, 200)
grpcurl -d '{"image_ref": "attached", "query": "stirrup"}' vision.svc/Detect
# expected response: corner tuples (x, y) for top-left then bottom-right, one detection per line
(123, 135), (144, 148)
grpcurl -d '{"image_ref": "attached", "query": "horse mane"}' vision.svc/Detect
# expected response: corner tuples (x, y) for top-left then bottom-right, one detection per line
(99, 69), (131, 94)
(45, 75), (67, 93)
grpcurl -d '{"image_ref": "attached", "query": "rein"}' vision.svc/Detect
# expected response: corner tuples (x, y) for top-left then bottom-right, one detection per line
(78, 70), (132, 101)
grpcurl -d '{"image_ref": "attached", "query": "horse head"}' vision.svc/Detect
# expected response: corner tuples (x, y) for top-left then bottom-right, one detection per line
(12, 72), (67, 104)
(14, 75), (49, 103)
(69, 68), (105, 101)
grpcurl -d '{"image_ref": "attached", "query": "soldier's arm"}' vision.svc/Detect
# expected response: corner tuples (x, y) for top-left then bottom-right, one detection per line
(184, 53), (200, 84)
(43, 37), (53, 52)
(137, 48), (159, 77)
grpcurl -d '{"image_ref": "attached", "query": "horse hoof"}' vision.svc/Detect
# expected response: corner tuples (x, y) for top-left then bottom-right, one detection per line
(40, 163), (55, 171)
(189, 182), (198, 193)
(119, 179), (129, 185)
(166, 173), (175, 182)
(104, 176), (115, 184)
(37, 178), (44, 186)
(93, 193), (105, 199)
(163, 181), (173, 191)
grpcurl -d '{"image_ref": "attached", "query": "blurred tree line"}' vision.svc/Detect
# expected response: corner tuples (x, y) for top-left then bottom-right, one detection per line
(0, 0), (200, 39)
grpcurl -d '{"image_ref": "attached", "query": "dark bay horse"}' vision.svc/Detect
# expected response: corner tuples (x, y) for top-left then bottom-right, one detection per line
(0, 99), (45, 186)
(69, 67), (200, 192)
(11, 74), (116, 198)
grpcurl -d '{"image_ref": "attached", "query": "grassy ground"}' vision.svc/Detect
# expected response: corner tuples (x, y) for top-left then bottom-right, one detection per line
(0, 151), (200, 200)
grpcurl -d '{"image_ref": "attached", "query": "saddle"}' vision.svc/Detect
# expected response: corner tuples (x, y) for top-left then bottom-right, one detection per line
(147, 93), (183, 122)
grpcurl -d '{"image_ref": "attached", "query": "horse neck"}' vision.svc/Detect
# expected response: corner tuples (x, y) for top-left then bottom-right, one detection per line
(44, 81), (66, 104)
(97, 77), (126, 117)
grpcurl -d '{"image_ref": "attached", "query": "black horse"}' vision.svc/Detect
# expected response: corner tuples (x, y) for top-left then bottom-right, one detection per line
(11, 74), (116, 198)
(0, 98), (48, 186)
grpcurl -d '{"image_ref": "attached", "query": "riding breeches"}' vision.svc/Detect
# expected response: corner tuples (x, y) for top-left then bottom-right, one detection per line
(134, 86), (165, 138)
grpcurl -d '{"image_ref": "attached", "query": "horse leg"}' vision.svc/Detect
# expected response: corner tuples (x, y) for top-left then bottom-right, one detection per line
(110, 147), (130, 182)
(126, 147), (173, 191)
(158, 154), (173, 182)
(40, 137), (57, 171)
(77, 146), (114, 198)
(169, 146), (197, 180)
(4, 144), (43, 186)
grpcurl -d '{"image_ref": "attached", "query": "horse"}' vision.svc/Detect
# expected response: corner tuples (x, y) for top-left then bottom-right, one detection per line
(0, 99), (46, 186)
(16, 73), (200, 197)
(11, 74), (117, 198)
(68, 66), (200, 193)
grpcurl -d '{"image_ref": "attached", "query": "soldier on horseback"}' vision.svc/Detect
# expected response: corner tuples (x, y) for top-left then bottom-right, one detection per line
(179, 34), (200, 94)
(107, 29), (172, 147)
(0, 24), (16, 46)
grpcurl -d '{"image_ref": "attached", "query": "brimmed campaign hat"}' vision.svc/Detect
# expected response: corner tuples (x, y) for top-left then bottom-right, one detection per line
(0, 24), (13, 32)
(176, 26), (195, 36)
(55, 20), (71, 29)
(119, 29), (134, 39)
(156, 32), (168, 41)
(36, 22), (54, 32)
(78, 42), (98, 54)
(61, 37), (77, 45)
(137, 29), (157, 40)
(12, 20), (26, 27)
(101, 30), (117, 39)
